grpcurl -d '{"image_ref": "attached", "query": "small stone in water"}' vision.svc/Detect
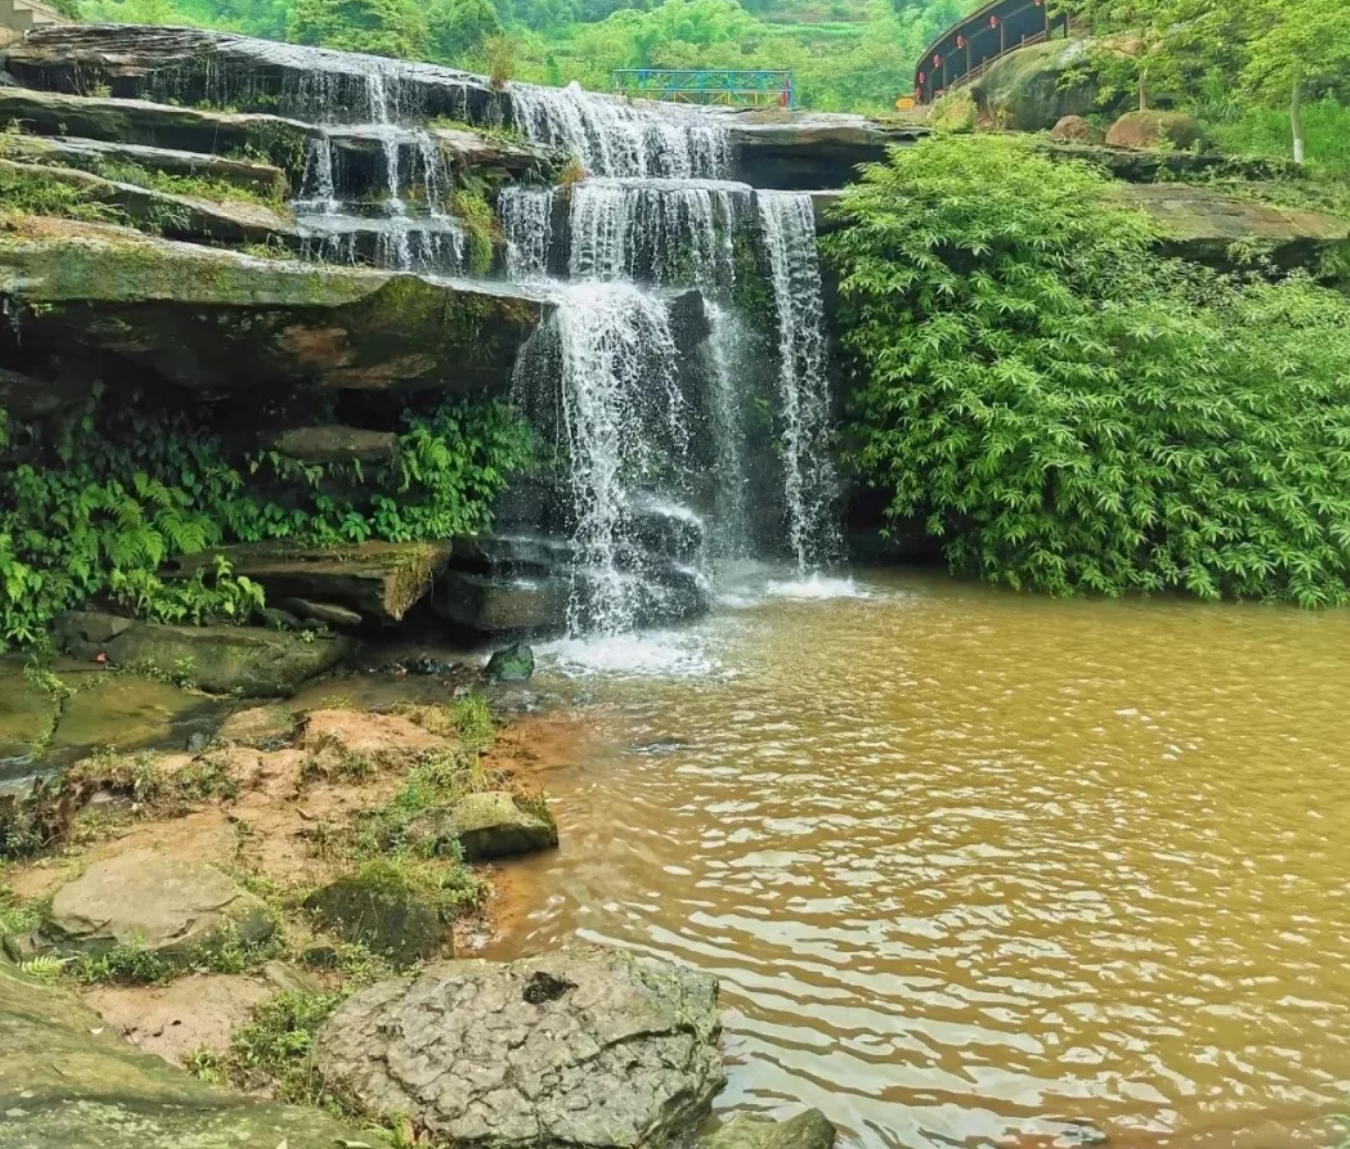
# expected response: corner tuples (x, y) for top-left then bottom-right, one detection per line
(485, 643), (534, 682)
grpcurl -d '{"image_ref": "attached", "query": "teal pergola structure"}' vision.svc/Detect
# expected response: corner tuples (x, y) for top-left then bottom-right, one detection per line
(611, 69), (796, 108)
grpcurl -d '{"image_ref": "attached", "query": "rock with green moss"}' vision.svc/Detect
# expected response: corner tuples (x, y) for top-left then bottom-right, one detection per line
(0, 87), (317, 176)
(167, 541), (453, 625)
(0, 132), (288, 197)
(485, 642), (536, 682)
(11, 848), (276, 962)
(0, 157), (296, 247)
(1113, 183), (1350, 271)
(302, 860), (453, 968)
(74, 617), (356, 697)
(216, 703), (296, 749)
(970, 39), (1109, 132)
(0, 962), (375, 1149)
(408, 790), (558, 861)
(701, 1111), (837, 1149)
(0, 218), (544, 394)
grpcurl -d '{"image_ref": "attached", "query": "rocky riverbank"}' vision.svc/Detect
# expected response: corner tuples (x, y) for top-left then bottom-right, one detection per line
(0, 650), (837, 1149)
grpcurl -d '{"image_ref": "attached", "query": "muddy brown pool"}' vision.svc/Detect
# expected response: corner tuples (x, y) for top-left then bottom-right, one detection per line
(484, 568), (1350, 1149)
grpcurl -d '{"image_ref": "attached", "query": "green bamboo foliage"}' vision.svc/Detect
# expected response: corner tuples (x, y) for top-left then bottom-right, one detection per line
(825, 135), (1350, 606)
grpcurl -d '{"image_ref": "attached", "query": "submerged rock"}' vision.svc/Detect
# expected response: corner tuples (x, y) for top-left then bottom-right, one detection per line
(0, 962), (374, 1148)
(486, 642), (535, 682)
(702, 1111), (837, 1149)
(11, 848), (276, 961)
(216, 703), (296, 749)
(0, 218), (543, 395)
(315, 947), (725, 1149)
(409, 790), (558, 861)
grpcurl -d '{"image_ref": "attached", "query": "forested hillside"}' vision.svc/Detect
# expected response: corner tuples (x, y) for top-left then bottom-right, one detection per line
(74, 0), (977, 114)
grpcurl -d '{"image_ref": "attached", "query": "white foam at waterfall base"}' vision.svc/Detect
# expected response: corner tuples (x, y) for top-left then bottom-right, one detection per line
(758, 190), (839, 575)
(510, 81), (730, 179)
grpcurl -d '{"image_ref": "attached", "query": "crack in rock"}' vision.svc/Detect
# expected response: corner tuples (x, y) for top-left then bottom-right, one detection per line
(315, 946), (724, 1149)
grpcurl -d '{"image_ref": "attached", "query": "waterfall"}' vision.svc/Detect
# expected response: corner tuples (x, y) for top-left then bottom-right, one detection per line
(537, 282), (691, 635)
(510, 81), (730, 179)
(297, 134), (338, 214)
(499, 187), (554, 280)
(567, 178), (748, 288)
(758, 191), (838, 573)
(703, 302), (751, 561)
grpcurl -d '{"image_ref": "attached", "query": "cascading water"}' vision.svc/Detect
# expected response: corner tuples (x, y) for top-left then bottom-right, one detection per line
(499, 187), (554, 281)
(758, 191), (839, 573)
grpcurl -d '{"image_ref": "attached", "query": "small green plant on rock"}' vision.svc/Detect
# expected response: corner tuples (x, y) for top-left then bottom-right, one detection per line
(217, 988), (348, 1107)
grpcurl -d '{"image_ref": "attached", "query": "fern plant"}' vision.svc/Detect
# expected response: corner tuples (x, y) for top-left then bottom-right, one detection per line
(825, 135), (1350, 606)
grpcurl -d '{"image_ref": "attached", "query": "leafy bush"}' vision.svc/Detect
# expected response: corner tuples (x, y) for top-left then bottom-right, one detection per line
(826, 135), (1350, 606)
(0, 387), (531, 650)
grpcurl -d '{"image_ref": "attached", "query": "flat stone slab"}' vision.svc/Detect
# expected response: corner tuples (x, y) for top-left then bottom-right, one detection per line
(721, 108), (925, 190)
(1114, 183), (1350, 269)
(21, 848), (276, 958)
(316, 946), (725, 1149)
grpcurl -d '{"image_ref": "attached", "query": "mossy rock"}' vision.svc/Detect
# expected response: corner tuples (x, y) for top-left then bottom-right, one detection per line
(970, 39), (1109, 132)
(702, 1111), (837, 1149)
(0, 218), (543, 395)
(0, 962), (373, 1148)
(94, 618), (356, 698)
(485, 642), (535, 683)
(412, 790), (557, 862)
(303, 861), (452, 968)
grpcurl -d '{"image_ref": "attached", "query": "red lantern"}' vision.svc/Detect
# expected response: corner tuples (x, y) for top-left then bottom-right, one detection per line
(989, 13), (999, 25)
(933, 53), (942, 66)
(956, 34), (966, 47)
(918, 70), (927, 84)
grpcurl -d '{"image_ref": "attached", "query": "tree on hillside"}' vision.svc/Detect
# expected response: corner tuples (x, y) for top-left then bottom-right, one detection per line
(1059, 0), (1233, 110)
(288, 0), (430, 59)
(1239, 0), (1350, 166)
(428, 0), (502, 63)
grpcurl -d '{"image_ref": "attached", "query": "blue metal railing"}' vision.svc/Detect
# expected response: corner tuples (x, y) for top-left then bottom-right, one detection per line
(612, 69), (795, 108)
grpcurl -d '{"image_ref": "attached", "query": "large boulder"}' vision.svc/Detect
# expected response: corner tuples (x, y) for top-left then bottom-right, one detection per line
(12, 849), (276, 960)
(166, 541), (454, 625)
(1105, 110), (1205, 151)
(1113, 183), (1350, 271)
(0, 962), (375, 1148)
(702, 1111), (837, 1149)
(316, 947), (725, 1149)
(0, 217), (544, 395)
(970, 39), (1105, 132)
(78, 617), (356, 697)
(1048, 114), (1104, 144)
(408, 790), (557, 861)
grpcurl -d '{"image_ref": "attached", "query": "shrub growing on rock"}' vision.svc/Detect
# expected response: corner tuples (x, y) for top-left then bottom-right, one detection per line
(826, 135), (1350, 606)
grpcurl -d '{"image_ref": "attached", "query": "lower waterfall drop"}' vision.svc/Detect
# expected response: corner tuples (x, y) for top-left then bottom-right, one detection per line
(757, 190), (839, 574)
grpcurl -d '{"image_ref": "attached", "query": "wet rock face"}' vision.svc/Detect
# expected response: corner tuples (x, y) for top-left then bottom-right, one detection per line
(408, 790), (558, 861)
(316, 947), (725, 1149)
(702, 1111), (837, 1149)
(0, 219), (544, 396)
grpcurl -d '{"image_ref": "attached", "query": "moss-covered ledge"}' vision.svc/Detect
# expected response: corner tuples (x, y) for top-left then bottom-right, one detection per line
(0, 217), (545, 392)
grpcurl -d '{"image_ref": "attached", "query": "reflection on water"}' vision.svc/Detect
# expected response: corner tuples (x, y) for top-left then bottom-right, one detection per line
(486, 568), (1350, 1149)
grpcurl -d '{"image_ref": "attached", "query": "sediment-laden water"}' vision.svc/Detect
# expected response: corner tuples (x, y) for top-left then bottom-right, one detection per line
(487, 567), (1350, 1149)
